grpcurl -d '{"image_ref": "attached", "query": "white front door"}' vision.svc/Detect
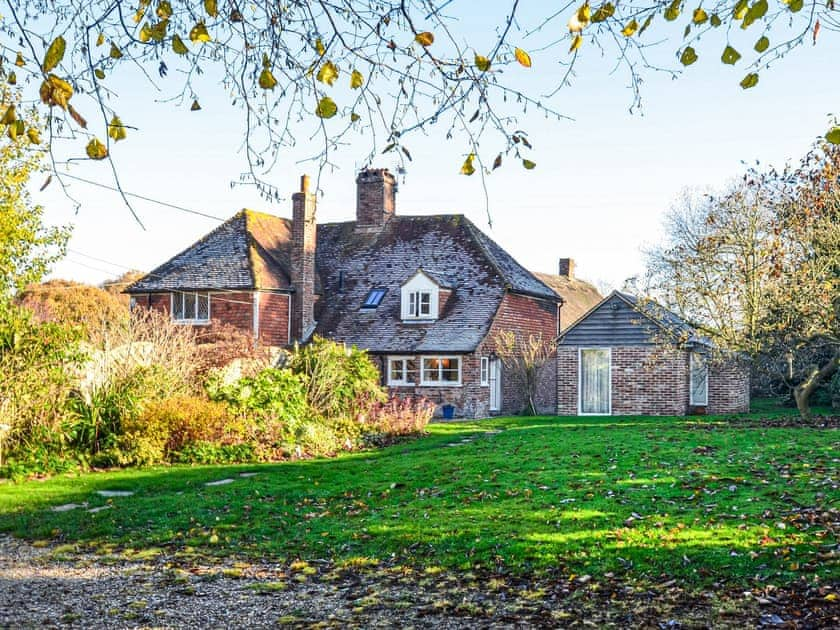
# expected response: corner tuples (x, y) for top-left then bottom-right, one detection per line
(489, 359), (502, 412)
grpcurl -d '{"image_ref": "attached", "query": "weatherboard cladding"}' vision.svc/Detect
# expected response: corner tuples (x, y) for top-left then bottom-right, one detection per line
(559, 291), (706, 348)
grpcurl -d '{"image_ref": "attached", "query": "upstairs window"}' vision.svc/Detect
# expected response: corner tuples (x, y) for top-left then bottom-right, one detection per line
(362, 288), (387, 309)
(172, 291), (210, 324)
(408, 291), (431, 318)
(401, 270), (439, 321)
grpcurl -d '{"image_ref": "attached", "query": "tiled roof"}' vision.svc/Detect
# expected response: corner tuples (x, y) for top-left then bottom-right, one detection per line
(129, 210), (560, 353)
(127, 210), (293, 292)
(533, 272), (603, 331)
(315, 215), (518, 353)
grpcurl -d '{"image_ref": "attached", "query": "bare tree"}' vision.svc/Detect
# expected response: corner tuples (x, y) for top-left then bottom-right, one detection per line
(494, 329), (556, 416)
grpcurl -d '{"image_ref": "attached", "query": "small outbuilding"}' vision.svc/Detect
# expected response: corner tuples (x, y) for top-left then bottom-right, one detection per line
(557, 291), (750, 416)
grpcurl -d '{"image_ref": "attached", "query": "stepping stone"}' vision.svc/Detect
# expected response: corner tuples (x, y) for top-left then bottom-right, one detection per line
(88, 505), (112, 514)
(204, 478), (235, 486)
(238, 472), (259, 478)
(51, 503), (85, 512)
(96, 490), (134, 497)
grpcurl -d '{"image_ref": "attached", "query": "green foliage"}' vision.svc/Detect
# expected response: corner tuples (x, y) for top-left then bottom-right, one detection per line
(0, 300), (80, 456)
(0, 90), (69, 297)
(286, 336), (385, 419)
(174, 441), (255, 465)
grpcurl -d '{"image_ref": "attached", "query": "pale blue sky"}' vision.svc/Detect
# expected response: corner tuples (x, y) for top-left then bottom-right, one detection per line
(38, 6), (840, 291)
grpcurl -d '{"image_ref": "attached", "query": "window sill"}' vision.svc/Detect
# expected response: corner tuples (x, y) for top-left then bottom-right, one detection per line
(173, 319), (211, 326)
(402, 318), (437, 324)
(419, 382), (463, 388)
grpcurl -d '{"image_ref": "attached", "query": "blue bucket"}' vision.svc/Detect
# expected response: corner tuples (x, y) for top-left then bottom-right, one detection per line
(442, 404), (455, 420)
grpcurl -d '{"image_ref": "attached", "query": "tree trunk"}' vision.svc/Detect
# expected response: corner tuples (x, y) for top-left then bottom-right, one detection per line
(792, 349), (840, 422)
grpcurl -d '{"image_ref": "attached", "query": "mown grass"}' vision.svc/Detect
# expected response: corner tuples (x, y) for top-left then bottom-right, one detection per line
(1, 407), (837, 589)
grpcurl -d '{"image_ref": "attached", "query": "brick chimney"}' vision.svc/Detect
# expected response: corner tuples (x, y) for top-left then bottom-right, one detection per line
(291, 174), (317, 342)
(355, 168), (396, 232)
(558, 258), (575, 279)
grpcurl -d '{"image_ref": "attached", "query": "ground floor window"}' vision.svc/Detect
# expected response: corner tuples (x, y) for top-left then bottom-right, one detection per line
(480, 356), (489, 386)
(172, 291), (210, 323)
(579, 348), (611, 415)
(689, 352), (708, 406)
(420, 356), (461, 386)
(387, 356), (411, 386)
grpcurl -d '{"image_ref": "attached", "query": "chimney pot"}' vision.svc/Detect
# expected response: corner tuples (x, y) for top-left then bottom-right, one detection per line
(300, 174), (310, 193)
(355, 167), (396, 232)
(558, 258), (575, 279)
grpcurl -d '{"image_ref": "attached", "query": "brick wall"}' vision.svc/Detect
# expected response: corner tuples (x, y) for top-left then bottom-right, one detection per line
(375, 353), (491, 418)
(138, 291), (255, 338)
(291, 181), (317, 342)
(708, 357), (751, 414)
(481, 292), (559, 415)
(557, 345), (750, 416)
(355, 168), (396, 231)
(257, 291), (290, 347)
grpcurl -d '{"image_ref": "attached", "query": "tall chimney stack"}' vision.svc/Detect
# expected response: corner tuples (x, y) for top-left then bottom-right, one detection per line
(558, 258), (575, 279)
(291, 174), (317, 341)
(355, 168), (396, 232)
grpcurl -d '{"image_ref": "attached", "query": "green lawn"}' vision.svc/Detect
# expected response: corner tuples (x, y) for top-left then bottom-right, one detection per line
(1, 411), (837, 589)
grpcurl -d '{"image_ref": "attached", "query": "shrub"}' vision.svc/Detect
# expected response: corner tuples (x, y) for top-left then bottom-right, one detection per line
(175, 441), (255, 465)
(118, 395), (233, 465)
(286, 336), (385, 419)
(0, 301), (80, 458)
(367, 396), (435, 437)
(193, 321), (275, 376)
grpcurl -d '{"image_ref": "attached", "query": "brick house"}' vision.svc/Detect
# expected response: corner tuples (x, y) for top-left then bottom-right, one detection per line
(128, 169), (567, 418)
(557, 291), (750, 416)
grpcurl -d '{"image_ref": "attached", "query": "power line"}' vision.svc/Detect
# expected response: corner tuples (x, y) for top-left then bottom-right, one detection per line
(60, 173), (227, 222)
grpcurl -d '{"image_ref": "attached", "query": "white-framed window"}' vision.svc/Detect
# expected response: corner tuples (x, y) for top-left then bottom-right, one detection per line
(171, 291), (210, 324)
(408, 291), (431, 317)
(689, 352), (709, 406)
(401, 270), (439, 320)
(579, 348), (611, 415)
(420, 356), (461, 386)
(387, 356), (411, 386)
(480, 356), (490, 386)
(128, 296), (137, 312)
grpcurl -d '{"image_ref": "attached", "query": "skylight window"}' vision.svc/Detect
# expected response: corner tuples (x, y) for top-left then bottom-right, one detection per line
(362, 288), (387, 308)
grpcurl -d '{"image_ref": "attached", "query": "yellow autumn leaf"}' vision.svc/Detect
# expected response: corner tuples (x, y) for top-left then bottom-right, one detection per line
(96, 32), (105, 47)
(460, 153), (476, 176)
(204, 0), (218, 17)
(316, 60), (339, 86)
(415, 31), (434, 46)
(6, 120), (24, 141)
(258, 68), (277, 90)
(315, 96), (338, 119)
(622, 19), (639, 37)
(7, 72), (17, 85)
(27, 127), (41, 144)
(85, 137), (109, 160)
(350, 69), (364, 89)
(514, 47), (532, 68)
(39, 74), (74, 109)
(314, 38), (326, 56)
(522, 159), (536, 170)
(475, 54), (491, 71)
(43, 36), (66, 73)
(350, 112), (361, 122)
(110, 43), (123, 59)
(156, 1), (172, 19)
(189, 22), (211, 43)
(108, 115), (127, 142)
(190, 99), (201, 111)
(0, 105), (16, 125)
(570, 34), (583, 52)
(15, 51), (25, 66)
(95, 68), (106, 80)
(172, 34), (188, 55)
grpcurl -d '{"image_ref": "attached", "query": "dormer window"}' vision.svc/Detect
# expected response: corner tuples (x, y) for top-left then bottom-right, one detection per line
(408, 291), (431, 317)
(401, 270), (439, 321)
(362, 288), (387, 309)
